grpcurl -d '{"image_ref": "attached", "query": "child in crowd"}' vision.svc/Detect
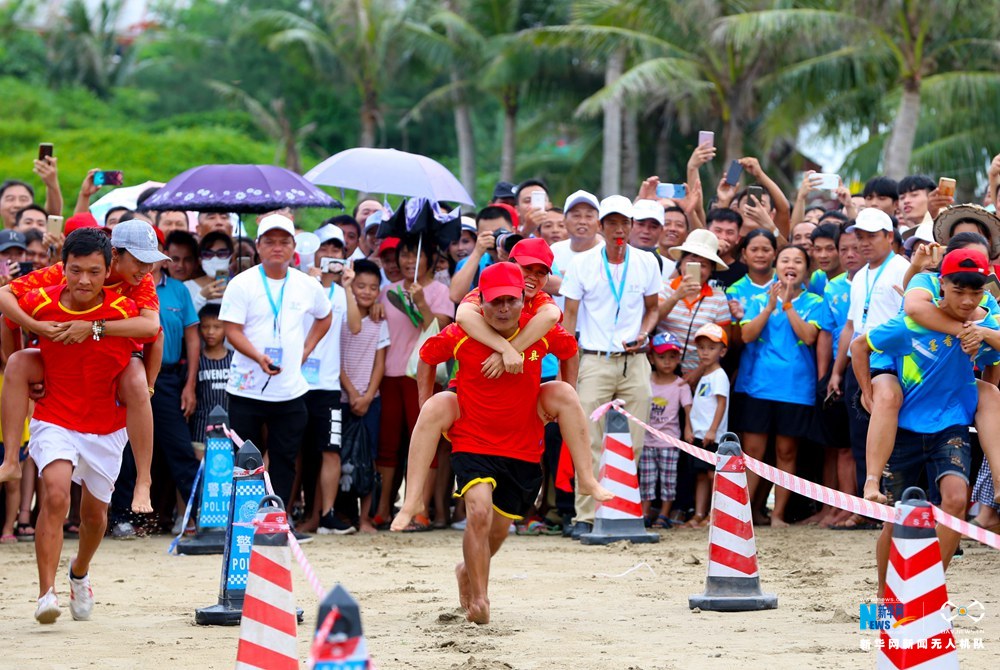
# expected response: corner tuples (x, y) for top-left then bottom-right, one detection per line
(683, 324), (730, 528)
(639, 332), (692, 529)
(189, 304), (232, 454)
(340, 259), (390, 533)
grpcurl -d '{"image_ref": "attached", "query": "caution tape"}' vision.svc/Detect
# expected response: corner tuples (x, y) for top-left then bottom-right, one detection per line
(261, 471), (327, 599)
(591, 400), (1000, 552)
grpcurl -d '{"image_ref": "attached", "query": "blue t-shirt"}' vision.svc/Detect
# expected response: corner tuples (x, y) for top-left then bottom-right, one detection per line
(905, 272), (1000, 318)
(156, 275), (199, 365)
(725, 274), (773, 394)
(823, 272), (851, 357)
(809, 269), (828, 297)
(867, 314), (1000, 433)
(738, 290), (828, 406)
(454, 255), (493, 294)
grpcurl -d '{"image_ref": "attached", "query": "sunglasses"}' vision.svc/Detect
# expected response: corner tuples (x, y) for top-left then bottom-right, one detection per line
(201, 249), (233, 260)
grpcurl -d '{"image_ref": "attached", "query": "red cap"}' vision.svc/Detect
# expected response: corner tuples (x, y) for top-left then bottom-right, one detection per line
(64, 213), (99, 235)
(509, 237), (553, 272)
(491, 202), (520, 231)
(479, 262), (525, 302)
(378, 237), (400, 257)
(940, 248), (989, 277)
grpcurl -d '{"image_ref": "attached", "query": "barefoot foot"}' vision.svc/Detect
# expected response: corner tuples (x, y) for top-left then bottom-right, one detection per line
(770, 516), (789, 528)
(131, 482), (153, 514)
(862, 478), (887, 504)
(359, 520), (377, 535)
(455, 562), (471, 612)
(579, 478), (614, 503)
(465, 596), (490, 625)
(0, 461), (22, 483)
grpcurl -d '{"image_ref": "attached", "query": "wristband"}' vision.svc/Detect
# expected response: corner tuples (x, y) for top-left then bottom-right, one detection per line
(91, 319), (106, 341)
(782, 302), (793, 312)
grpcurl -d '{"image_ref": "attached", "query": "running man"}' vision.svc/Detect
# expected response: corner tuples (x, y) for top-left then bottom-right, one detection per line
(408, 262), (611, 624)
(11, 229), (153, 623)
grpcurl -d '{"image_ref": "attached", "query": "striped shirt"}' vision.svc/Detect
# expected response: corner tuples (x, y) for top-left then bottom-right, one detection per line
(340, 316), (391, 402)
(658, 278), (732, 373)
(189, 351), (232, 443)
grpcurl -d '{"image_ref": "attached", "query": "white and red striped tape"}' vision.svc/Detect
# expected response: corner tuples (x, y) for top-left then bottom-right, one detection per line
(591, 400), (1000, 552)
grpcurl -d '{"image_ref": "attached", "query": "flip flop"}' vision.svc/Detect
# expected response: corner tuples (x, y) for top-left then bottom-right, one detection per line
(651, 514), (674, 529)
(15, 523), (35, 541)
(401, 513), (432, 533)
(0, 534), (16, 544)
(386, 287), (423, 328)
(63, 523), (80, 539)
(969, 518), (1000, 533)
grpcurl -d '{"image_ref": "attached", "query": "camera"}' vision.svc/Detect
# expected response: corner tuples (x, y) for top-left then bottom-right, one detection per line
(492, 229), (523, 255)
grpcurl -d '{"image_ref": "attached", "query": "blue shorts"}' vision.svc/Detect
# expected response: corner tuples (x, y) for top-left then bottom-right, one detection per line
(882, 425), (971, 506)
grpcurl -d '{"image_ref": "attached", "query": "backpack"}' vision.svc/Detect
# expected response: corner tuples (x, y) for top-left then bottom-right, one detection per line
(339, 414), (380, 501)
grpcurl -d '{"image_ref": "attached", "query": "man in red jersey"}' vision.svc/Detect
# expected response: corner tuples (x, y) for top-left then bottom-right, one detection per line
(13, 229), (152, 624)
(412, 262), (611, 624)
(0, 220), (164, 519)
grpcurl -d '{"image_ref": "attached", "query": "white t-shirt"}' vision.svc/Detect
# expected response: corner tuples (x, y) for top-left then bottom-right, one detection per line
(847, 253), (910, 336)
(551, 238), (605, 311)
(220, 266), (331, 401)
(691, 367), (730, 439)
(561, 245), (661, 352)
(661, 257), (677, 284)
(303, 282), (348, 391)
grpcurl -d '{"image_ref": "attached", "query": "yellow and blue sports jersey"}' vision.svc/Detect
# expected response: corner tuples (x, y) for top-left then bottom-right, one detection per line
(867, 314), (1000, 434)
(823, 272), (851, 356)
(904, 271), (1000, 318)
(726, 274), (774, 394)
(809, 269), (828, 297)
(738, 290), (830, 406)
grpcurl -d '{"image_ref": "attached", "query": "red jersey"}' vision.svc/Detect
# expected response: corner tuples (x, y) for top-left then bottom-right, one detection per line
(421, 323), (577, 462)
(460, 288), (560, 328)
(21, 286), (140, 434)
(10, 262), (159, 312)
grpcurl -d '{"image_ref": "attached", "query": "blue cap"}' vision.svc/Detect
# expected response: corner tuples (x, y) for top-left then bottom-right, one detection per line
(110, 220), (169, 264)
(650, 332), (681, 353)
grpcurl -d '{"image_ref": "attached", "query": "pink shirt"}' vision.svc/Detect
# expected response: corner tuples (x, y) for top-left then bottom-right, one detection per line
(380, 280), (455, 377)
(643, 377), (692, 449)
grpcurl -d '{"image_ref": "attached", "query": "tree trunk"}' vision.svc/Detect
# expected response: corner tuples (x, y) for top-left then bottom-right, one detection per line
(360, 97), (378, 148)
(622, 107), (639, 196)
(883, 82), (921, 179)
(655, 110), (673, 179)
(452, 73), (476, 202)
(500, 89), (517, 182)
(602, 46), (625, 197)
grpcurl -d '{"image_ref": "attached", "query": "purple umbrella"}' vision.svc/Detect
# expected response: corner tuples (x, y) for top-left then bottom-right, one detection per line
(304, 148), (474, 206)
(142, 164), (342, 213)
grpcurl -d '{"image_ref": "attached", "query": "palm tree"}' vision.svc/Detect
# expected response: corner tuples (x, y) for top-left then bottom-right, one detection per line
(46, 0), (135, 97)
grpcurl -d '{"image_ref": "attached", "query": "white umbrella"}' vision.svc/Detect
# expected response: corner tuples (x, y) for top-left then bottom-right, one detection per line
(89, 181), (164, 225)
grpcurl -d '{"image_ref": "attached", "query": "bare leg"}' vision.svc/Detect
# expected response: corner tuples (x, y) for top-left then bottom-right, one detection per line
(18, 459), (36, 534)
(459, 481), (513, 625)
(771, 435), (798, 527)
(119, 358), (153, 513)
(73, 484), (109, 577)
(0, 350), (40, 483)
(36, 460), (72, 597)
(937, 477), (967, 572)
(826, 448), (857, 526)
(805, 448), (838, 525)
(374, 466), (395, 522)
(741, 432), (770, 525)
(2, 479), (17, 537)
(391, 393), (459, 531)
(863, 375), (902, 503)
(537, 382), (612, 501)
(319, 452), (341, 514)
(432, 441), (452, 526)
(359, 494), (376, 534)
(876, 524), (892, 599)
(973, 381), (1000, 503)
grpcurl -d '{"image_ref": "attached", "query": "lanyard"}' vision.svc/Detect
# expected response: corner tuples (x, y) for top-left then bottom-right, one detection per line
(861, 252), (893, 329)
(259, 265), (287, 338)
(602, 247), (630, 352)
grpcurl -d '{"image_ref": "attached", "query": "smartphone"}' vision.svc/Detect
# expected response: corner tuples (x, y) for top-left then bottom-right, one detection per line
(930, 245), (943, 265)
(214, 269), (229, 287)
(685, 261), (702, 284)
(747, 185), (764, 205)
(93, 170), (124, 187)
(267, 363), (281, 372)
(938, 177), (956, 198)
(814, 173), (840, 190)
(530, 190), (546, 211)
(724, 160), (743, 186)
(655, 183), (687, 199)
(17, 262), (34, 277)
(38, 143), (53, 161)
(321, 257), (346, 273)
(46, 215), (64, 234)
(698, 131), (714, 148)
(236, 255), (253, 272)
(0, 259), (8, 276)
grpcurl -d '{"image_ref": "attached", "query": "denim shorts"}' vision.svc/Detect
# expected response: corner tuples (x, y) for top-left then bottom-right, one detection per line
(883, 425), (971, 506)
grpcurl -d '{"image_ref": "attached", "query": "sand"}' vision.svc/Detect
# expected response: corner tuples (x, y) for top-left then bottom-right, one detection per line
(1, 526), (999, 669)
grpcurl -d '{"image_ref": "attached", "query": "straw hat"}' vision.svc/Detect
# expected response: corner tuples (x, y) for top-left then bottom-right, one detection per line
(933, 204), (1000, 258)
(667, 228), (729, 270)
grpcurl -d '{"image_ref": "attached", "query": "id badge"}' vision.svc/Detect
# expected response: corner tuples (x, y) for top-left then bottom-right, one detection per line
(264, 347), (283, 368)
(302, 358), (320, 385)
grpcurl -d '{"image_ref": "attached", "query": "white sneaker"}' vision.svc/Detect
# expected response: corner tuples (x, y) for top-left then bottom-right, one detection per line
(68, 562), (93, 621)
(34, 588), (61, 624)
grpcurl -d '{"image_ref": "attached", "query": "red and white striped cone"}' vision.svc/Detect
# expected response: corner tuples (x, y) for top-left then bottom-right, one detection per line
(689, 433), (777, 611)
(877, 487), (959, 670)
(581, 408), (658, 545)
(235, 496), (298, 670)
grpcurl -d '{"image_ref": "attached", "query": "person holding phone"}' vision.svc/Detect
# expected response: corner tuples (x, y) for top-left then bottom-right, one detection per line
(514, 179), (550, 237)
(184, 231), (234, 313)
(0, 230), (29, 287)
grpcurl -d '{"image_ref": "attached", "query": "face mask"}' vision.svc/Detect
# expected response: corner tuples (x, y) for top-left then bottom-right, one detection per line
(202, 257), (229, 277)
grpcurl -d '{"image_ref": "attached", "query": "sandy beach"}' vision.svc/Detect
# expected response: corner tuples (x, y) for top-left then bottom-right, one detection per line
(1, 526), (998, 669)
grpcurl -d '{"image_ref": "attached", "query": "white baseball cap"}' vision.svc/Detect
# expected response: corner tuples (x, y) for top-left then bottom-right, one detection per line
(848, 208), (893, 233)
(632, 199), (664, 225)
(563, 190), (599, 214)
(315, 223), (346, 246)
(598, 195), (634, 221)
(256, 214), (295, 240)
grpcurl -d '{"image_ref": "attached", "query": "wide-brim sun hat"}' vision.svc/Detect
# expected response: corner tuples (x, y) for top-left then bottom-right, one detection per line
(667, 228), (729, 271)
(933, 204), (1000, 259)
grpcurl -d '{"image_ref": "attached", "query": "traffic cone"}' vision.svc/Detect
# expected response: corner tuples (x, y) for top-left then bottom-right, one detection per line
(689, 433), (777, 611)
(580, 409), (658, 545)
(178, 405), (233, 555)
(308, 584), (372, 670)
(235, 496), (298, 670)
(877, 487), (959, 669)
(196, 439), (266, 626)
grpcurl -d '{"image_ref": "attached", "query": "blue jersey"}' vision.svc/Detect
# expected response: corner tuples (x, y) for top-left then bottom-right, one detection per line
(823, 272), (851, 356)
(867, 314), (1000, 433)
(739, 290), (828, 406)
(726, 274), (773, 394)
(905, 272), (1000, 318)
(809, 269), (828, 297)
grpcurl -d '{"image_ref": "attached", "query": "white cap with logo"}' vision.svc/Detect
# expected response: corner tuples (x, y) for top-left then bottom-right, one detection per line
(598, 195), (634, 221)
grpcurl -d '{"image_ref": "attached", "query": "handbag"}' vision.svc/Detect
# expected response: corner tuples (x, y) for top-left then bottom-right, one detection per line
(406, 317), (450, 387)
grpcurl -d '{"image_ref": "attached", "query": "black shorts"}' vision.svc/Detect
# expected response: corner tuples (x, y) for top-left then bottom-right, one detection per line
(690, 438), (718, 474)
(816, 372), (850, 448)
(451, 452), (542, 521)
(303, 389), (343, 454)
(741, 396), (814, 439)
(727, 391), (748, 433)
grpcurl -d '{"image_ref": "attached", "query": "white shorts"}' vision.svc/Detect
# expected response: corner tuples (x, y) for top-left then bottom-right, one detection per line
(29, 419), (128, 504)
